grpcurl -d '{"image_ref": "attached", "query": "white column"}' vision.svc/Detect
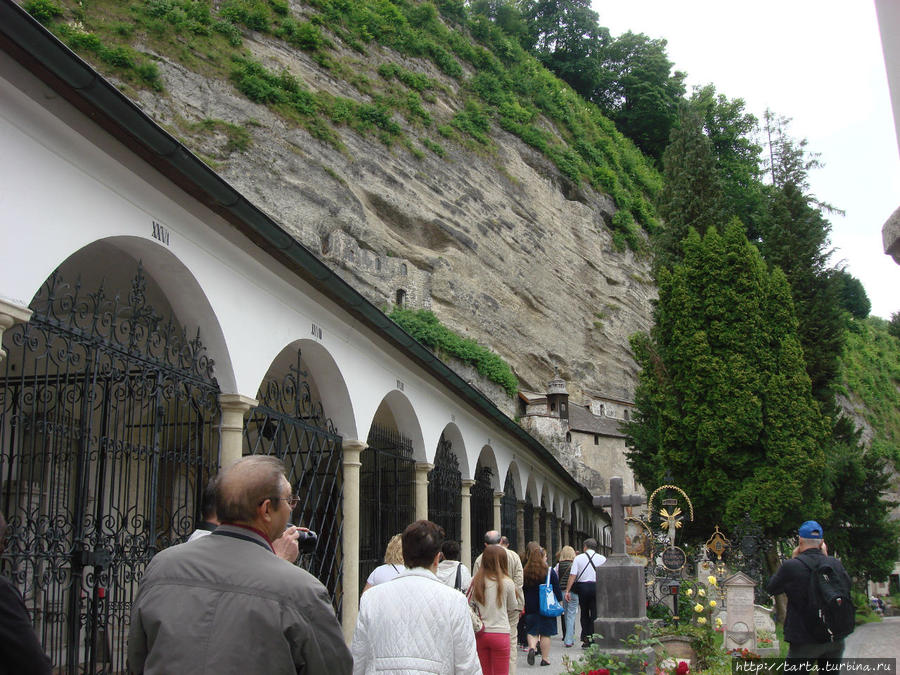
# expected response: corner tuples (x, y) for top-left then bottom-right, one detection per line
(460, 479), (475, 569)
(414, 462), (433, 522)
(341, 439), (367, 644)
(218, 394), (257, 467)
(0, 298), (32, 363)
(493, 491), (503, 532)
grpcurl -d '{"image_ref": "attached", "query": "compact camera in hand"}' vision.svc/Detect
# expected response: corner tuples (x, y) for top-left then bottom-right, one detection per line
(297, 528), (318, 554)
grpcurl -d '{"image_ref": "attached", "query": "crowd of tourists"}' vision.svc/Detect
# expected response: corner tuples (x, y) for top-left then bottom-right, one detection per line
(0, 455), (857, 674)
(352, 522), (605, 674)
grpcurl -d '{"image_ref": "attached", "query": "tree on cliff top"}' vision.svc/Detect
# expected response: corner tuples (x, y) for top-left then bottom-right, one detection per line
(654, 103), (725, 268)
(624, 223), (829, 539)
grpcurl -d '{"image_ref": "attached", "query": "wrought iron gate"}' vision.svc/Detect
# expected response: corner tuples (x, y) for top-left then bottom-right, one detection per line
(360, 424), (414, 590)
(500, 473), (517, 552)
(470, 466), (493, 563)
(427, 434), (460, 543)
(523, 497), (534, 544)
(0, 266), (220, 674)
(243, 349), (343, 615)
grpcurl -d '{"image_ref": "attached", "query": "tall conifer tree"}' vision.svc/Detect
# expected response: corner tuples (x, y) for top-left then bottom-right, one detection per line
(626, 224), (829, 538)
(654, 104), (725, 268)
(759, 113), (844, 403)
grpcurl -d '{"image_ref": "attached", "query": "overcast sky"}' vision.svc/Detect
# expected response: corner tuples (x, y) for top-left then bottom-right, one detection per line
(593, 0), (899, 320)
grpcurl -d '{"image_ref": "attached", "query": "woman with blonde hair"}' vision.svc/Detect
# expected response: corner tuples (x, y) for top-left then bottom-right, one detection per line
(362, 533), (405, 592)
(554, 546), (577, 647)
(522, 546), (561, 667)
(469, 545), (518, 675)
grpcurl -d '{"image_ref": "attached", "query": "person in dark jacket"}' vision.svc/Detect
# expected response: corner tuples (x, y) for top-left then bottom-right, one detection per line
(0, 511), (51, 675)
(765, 520), (852, 664)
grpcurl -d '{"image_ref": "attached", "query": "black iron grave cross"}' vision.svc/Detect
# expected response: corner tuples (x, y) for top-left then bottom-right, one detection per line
(593, 476), (644, 556)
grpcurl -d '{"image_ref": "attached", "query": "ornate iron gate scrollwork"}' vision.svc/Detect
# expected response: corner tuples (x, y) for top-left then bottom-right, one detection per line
(427, 434), (461, 543)
(470, 466), (493, 563)
(243, 349), (344, 616)
(0, 265), (220, 674)
(360, 424), (415, 591)
(728, 513), (773, 604)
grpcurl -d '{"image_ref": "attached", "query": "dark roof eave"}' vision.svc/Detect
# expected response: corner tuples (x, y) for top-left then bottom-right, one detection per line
(0, 3), (600, 507)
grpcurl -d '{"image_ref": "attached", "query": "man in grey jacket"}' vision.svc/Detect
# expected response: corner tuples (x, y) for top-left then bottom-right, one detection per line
(127, 455), (352, 674)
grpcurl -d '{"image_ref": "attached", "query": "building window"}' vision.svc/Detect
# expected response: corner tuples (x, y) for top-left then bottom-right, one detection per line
(550, 401), (556, 412)
(594, 434), (599, 445)
(624, 409), (630, 420)
(400, 263), (408, 276)
(565, 432), (571, 443)
(396, 289), (406, 307)
(598, 403), (605, 415)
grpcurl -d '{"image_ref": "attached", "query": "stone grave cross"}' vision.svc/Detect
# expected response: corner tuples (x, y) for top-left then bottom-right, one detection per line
(588, 476), (653, 670)
(594, 476), (644, 556)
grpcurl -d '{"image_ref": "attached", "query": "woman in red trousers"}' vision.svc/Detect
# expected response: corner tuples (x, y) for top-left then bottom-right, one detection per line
(469, 545), (519, 675)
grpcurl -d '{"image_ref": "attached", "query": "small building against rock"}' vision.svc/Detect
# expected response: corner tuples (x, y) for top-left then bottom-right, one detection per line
(519, 378), (644, 505)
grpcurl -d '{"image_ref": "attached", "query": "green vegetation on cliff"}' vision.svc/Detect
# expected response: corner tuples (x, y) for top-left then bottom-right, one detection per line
(390, 307), (518, 397)
(26, 0), (661, 251)
(839, 317), (900, 467)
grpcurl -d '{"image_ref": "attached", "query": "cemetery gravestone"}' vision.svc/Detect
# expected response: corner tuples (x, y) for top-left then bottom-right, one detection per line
(723, 572), (756, 651)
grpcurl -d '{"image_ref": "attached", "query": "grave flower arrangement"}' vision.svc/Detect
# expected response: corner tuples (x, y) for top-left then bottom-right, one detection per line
(652, 579), (724, 670)
(563, 628), (657, 675)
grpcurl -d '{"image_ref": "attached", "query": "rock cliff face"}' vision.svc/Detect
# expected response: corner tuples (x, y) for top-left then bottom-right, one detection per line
(133, 30), (656, 407)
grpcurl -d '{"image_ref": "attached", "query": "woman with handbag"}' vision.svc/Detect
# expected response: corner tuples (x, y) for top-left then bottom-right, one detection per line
(522, 547), (561, 667)
(469, 545), (518, 675)
(554, 546), (578, 648)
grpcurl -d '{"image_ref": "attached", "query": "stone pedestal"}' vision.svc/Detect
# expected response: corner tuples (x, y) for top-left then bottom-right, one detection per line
(218, 394), (257, 467)
(594, 553), (652, 648)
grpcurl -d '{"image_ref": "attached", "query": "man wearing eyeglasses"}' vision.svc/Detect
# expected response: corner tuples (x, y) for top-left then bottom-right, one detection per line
(127, 455), (352, 674)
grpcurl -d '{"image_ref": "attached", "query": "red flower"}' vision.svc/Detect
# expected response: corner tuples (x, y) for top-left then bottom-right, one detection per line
(676, 661), (690, 675)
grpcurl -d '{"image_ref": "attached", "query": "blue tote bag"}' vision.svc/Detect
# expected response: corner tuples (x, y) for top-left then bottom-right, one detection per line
(539, 567), (564, 617)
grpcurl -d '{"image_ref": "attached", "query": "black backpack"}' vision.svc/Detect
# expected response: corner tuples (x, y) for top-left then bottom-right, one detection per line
(798, 556), (855, 641)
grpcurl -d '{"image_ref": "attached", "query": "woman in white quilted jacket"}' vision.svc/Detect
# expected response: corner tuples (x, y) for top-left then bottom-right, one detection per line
(351, 520), (482, 675)
(469, 545), (518, 675)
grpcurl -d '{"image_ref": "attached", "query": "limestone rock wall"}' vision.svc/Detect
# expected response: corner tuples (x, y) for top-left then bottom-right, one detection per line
(132, 30), (656, 435)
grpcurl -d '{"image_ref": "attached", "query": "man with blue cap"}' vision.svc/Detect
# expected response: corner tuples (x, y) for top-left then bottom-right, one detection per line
(766, 520), (853, 664)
